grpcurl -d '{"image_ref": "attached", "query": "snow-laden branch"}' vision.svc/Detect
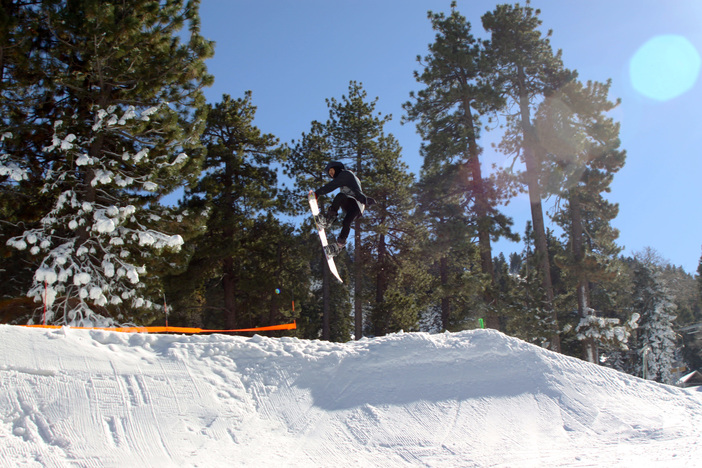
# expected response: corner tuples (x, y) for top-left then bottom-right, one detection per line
(0, 132), (28, 182)
(575, 311), (638, 351)
(6, 104), (187, 326)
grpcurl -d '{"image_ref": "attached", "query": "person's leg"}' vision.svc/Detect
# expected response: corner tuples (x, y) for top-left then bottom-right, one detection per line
(316, 193), (346, 229)
(320, 193), (347, 227)
(325, 197), (360, 257)
(337, 201), (361, 245)
(328, 193), (347, 216)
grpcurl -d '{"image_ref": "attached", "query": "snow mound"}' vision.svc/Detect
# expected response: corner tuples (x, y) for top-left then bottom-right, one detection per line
(0, 326), (700, 467)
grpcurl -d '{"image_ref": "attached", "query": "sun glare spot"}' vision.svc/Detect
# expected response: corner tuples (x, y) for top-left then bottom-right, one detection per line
(629, 35), (700, 101)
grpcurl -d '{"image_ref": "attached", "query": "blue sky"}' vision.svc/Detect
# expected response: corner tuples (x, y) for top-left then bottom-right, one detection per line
(196, 0), (702, 274)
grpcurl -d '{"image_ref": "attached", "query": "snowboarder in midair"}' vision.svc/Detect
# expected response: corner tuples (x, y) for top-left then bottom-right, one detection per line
(313, 161), (375, 256)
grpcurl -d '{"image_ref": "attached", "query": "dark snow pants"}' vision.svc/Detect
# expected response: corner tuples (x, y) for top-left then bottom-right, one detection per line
(328, 193), (362, 244)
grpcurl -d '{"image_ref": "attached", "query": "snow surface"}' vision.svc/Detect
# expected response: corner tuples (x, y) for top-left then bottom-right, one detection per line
(1, 326), (700, 467)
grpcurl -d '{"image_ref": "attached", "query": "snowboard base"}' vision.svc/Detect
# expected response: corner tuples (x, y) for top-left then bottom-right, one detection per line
(308, 191), (343, 283)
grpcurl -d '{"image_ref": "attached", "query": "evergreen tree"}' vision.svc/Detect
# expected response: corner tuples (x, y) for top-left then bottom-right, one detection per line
(284, 120), (352, 341)
(1, 1), (57, 306)
(632, 249), (678, 384)
(324, 81), (387, 339)
(482, 1), (573, 351)
(362, 134), (424, 335)
(2, 0), (213, 325)
(681, 252), (702, 371)
(660, 264), (701, 327)
(506, 222), (565, 346)
(175, 93), (295, 330)
(291, 230), (353, 342)
(404, 3), (516, 330)
(537, 78), (627, 362)
(411, 151), (489, 331)
(588, 254), (639, 372)
(493, 252), (524, 331)
(412, 148), (470, 330)
(658, 259), (701, 374)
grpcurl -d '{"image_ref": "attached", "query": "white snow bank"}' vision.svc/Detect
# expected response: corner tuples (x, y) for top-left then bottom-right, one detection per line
(0, 326), (700, 467)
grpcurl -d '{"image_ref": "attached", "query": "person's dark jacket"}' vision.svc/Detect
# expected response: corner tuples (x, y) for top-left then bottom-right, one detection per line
(315, 169), (371, 206)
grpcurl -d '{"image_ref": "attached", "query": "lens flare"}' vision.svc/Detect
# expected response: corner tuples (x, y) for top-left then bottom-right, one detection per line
(629, 35), (701, 101)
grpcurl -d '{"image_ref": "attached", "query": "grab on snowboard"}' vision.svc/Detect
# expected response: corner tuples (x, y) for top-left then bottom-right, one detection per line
(308, 191), (343, 283)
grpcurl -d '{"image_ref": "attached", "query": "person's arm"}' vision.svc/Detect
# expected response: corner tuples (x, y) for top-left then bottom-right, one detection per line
(314, 175), (345, 197)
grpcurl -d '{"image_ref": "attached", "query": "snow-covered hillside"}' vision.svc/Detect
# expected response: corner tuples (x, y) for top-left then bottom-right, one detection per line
(0, 325), (700, 467)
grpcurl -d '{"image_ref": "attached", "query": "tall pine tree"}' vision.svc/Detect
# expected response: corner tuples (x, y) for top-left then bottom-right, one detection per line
(2, 0), (213, 325)
(482, 2), (573, 351)
(176, 93), (291, 330)
(1, 1), (59, 307)
(284, 120), (352, 341)
(362, 133), (421, 335)
(536, 78), (627, 362)
(404, 3), (516, 330)
(325, 81), (387, 339)
(632, 249), (678, 384)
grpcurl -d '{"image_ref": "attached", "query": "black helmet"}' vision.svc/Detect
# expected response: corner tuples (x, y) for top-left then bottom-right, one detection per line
(324, 161), (344, 178)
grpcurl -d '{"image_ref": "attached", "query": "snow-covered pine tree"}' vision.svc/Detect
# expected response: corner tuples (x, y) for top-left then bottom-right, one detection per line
(2, 0), (213, 326)
(632, 249), (678, 384)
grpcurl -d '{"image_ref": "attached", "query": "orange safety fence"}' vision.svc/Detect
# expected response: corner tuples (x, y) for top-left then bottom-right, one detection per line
(20, 320), (296, 334)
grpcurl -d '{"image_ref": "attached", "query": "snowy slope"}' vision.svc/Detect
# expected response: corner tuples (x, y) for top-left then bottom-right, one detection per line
(0, 325), (700, 467)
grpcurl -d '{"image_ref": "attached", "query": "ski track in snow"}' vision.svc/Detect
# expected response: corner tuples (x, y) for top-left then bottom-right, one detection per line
(0, 325), (700, 467)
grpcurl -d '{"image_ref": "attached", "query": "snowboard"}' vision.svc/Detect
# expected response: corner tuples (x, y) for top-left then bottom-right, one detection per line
(308, 191), (343, 283)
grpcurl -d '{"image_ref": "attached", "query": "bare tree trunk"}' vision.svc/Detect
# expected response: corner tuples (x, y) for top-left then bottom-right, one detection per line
(463, 101), (498, 329)
(222, 256), (237, 329)
(268, 243), (282, 325)
(374, 233), (388, 336)
(518, 68), (560, 352)
(354, 217), (363, 340)
(222, 157), (237, 329)
(322, 255), (330, 340)
(353, 154), (364, 340)
(440, 256), (450, 329)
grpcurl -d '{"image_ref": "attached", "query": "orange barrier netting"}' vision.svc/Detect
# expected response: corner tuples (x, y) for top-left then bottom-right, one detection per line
(20, 320), (296, 334)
